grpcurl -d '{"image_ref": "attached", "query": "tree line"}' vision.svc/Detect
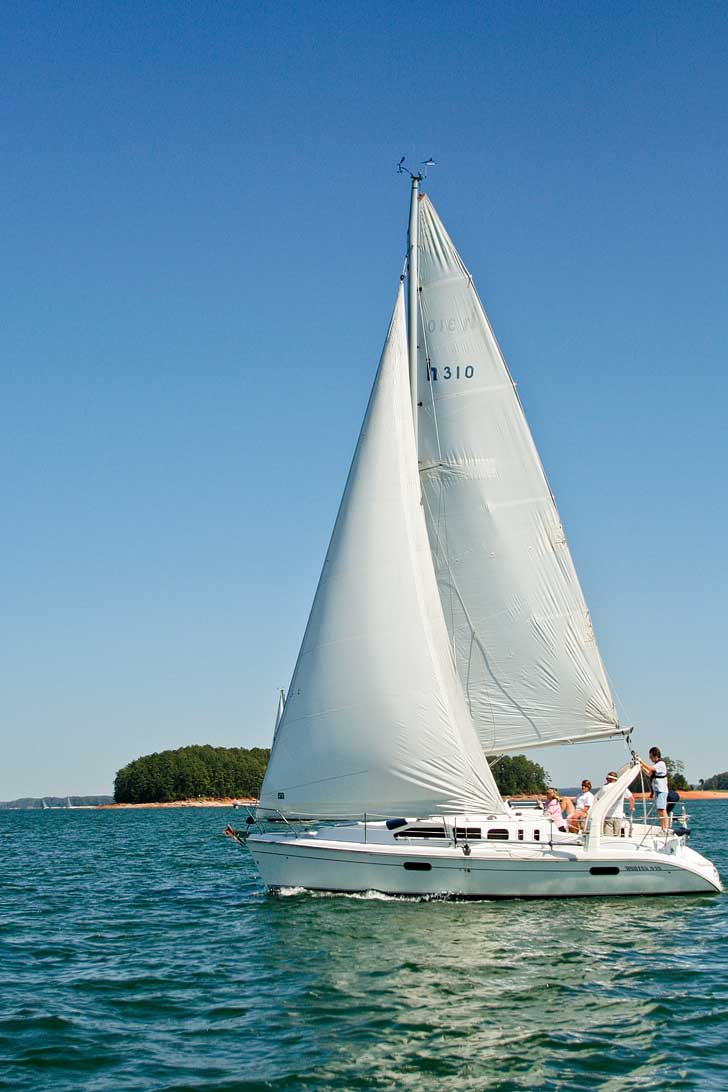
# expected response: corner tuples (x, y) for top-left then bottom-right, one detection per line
(628, 756), (690, 792)
(493, 754), (694, 795)
(700, 772), (728, 790)
(113, 746), (695, 804)
(114, 745), (271, 803)
(114, 746), (549, 803)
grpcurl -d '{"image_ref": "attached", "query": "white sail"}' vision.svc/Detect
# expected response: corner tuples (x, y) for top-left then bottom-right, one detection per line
(272, 689), (285, 744)
(417, 195), (620, 754)
(259, 285), (505, 818)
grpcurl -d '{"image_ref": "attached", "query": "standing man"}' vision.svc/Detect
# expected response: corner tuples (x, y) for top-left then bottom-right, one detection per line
(602, 771), (635, 836)
(640, 747), (669, 831)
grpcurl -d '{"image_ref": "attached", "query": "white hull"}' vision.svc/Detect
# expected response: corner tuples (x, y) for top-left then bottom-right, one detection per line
(248, 821), (722, 899)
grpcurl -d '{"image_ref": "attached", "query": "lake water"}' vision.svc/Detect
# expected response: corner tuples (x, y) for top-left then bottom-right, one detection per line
(2, 803), (728, 1091)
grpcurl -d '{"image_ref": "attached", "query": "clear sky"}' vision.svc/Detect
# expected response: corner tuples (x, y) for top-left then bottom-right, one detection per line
(3, 1), (727, 798)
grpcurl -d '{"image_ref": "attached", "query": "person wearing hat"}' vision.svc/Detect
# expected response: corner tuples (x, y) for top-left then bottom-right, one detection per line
(602, 771), (635, 837)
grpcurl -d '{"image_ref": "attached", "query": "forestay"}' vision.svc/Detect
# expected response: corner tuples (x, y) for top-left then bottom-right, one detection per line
(416, 195), (620, 754)
(259, 286), (504, 819)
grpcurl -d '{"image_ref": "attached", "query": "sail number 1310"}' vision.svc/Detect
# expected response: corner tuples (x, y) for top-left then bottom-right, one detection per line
(426, 365), (475, 381)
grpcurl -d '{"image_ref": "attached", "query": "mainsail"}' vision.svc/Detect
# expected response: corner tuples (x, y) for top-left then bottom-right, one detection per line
(259, 286), (504, 818)
(416, 195), (620, 754)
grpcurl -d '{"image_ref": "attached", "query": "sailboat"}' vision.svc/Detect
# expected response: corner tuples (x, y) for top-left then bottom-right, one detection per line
(245, 169), (721, 898)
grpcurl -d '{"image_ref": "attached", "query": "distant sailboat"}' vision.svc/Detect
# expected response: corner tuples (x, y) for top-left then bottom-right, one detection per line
(241, 170), (721, 898)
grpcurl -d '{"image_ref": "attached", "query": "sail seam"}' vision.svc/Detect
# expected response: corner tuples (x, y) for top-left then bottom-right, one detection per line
(401, 289), (503, 813)
(418, 279), (459, 670)
(415, 194), (619, 746)
(421, 484), (513, 751)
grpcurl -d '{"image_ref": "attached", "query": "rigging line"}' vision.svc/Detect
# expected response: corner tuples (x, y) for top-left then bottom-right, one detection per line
(418, 291), (443, 465)
(420, 485), (501, 750)
(419, 294), (458, 663)
(416, 287), (503, 747)
(434, 479), (456, 665)
(417, 285), (460, 674)
(604, 665), (631, 725)
(416, 282), (522, 748)
(457, 258), (617, 719)
(638, 763), (649, 830)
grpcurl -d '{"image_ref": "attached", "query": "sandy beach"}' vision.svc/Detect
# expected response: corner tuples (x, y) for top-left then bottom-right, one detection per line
(98, 790), (728, 809)
(99, 798), (258, 809)
(635, 790), (728, 800)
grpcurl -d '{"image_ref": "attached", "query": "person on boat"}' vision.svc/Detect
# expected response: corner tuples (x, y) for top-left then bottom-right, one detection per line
(666, 787), (681, 816)
(602, 771), (635, 836)
(640, 747), (669, 831)
(568, 779), (594, 832)
(542, 788), (572, 831)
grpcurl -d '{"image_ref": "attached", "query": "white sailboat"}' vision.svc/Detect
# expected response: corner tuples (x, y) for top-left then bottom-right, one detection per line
(245, 170), (721, 898)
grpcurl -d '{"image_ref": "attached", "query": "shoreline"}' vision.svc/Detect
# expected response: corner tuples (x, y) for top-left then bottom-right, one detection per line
(631, 790), (728, 800)
(98, 798), (258, 809)
(507, 790), (728, 802)
(97, 790), (728, 809)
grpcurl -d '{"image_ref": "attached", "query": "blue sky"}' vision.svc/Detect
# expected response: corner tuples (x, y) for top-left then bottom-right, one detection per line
(3, 1), (727, 797)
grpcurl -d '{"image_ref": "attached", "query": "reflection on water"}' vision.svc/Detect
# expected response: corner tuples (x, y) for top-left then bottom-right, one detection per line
(2, 803), (727, 1091)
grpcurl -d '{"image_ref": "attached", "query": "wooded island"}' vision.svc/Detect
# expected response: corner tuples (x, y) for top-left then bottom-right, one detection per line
(113, 746), (552, 803)
(113, 746), (703, 805)
(114, 745), (271, 803)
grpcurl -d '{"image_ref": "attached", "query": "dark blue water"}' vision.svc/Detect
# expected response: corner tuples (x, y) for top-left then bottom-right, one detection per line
(2, 803), (728, 1091)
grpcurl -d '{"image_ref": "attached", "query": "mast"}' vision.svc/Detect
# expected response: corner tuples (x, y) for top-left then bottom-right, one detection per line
(407, 173), (421, 446)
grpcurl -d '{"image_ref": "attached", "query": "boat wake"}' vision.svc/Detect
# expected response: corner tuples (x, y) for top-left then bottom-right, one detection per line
(272, 886), (436, 902)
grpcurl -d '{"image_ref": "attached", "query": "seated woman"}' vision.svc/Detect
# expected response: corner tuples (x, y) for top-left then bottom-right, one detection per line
(542, 787), (573, 832)
(568, 779), (595, 832)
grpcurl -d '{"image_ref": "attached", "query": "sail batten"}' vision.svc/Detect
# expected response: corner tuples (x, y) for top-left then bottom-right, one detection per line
(417, 195), (619, 754)
(259, 285), (505, 819)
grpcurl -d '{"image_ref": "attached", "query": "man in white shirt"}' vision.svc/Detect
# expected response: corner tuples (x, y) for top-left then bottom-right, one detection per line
(602, 770), (635, 836)
(568, 779), (595, 832)
(640, 747), (669, 831)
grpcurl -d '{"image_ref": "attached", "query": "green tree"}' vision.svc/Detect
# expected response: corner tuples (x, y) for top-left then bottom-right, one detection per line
(629, 755), (689, 792)
(488, 754), (549, 796)
(665, 757), (690, 792)
(114, 745), (271, 804)
(702, 771), (728, 790)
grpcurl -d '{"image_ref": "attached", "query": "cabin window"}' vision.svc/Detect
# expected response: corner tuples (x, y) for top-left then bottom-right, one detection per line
(486, 828), (509, 841)
(590, 866), (620, 876)
(517, 829), (524, 841)
(455, 826), (482, 839)
(533, 829), (541, 841)
(404, 861), (432, 871)
(394, 825), (446, 839)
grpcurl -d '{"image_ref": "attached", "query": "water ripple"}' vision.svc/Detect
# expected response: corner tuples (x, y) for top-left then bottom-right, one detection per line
(1, 803), (727, 1090)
